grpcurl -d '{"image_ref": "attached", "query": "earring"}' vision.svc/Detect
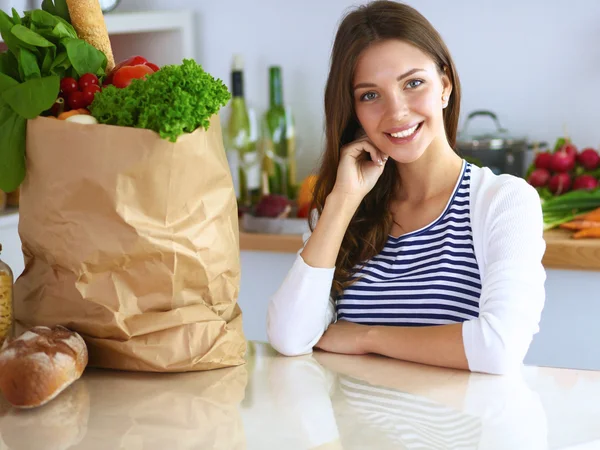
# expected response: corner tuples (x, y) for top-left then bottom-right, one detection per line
(442, 95), (449, 109)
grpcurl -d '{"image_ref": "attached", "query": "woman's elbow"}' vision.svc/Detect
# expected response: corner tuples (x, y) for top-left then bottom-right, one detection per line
(267, 327), (314, 357)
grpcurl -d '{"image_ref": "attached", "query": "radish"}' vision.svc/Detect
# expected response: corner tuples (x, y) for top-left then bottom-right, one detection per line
(548, 172), (572, 195)
(551, 149), (575, 172)
(572, 174), (599, 191)
(577, 148), (600, 171)
(528, 168), (551, 187)
(560, 143), (578, 159)
(533, 152), (553, 170)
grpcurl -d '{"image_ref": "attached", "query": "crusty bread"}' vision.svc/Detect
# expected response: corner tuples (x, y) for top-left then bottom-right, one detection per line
(66, 0), (115, 71)
(0, 325), (88, 409)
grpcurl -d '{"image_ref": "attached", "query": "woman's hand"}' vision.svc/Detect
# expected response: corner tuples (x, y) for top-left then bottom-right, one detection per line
(315, 320), (371, 355)
(332, 136), (388, 201)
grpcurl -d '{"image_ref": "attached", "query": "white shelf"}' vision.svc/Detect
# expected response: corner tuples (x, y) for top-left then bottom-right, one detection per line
(104, 10), (193, 36)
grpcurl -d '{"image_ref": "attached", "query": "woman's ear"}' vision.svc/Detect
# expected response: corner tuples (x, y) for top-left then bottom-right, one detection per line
(441, 66), (453, 108)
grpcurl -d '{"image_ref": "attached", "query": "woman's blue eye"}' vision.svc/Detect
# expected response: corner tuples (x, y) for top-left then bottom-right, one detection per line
(407, 79), (424, 89)
(360, 92), (377, 101)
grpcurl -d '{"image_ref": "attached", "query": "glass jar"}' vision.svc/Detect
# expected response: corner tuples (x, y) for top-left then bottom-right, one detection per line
(0, 243), (14, 346)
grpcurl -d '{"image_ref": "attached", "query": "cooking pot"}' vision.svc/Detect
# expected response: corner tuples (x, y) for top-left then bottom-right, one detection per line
(456, 110), (535, 177)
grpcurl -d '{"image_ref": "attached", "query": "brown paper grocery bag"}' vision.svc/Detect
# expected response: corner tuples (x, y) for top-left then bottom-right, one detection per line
(13, 116), (246, 372)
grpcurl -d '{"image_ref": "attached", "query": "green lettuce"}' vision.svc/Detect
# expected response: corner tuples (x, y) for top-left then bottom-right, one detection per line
(89, 59), (231, 142)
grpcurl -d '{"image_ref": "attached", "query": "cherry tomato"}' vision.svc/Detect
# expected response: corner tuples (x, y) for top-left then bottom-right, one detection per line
(67, 91), (87, 110)
(112, 64), (154, 89)
(82, 84), (102, 106)
(60, 77), (79, 95)
(145, 62), (160, 72)
(79, 73), (99, 91)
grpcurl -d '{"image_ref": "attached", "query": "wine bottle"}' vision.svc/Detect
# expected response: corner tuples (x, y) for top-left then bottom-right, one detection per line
(226, 55), (261, 207)
(263, 66), (297, 199)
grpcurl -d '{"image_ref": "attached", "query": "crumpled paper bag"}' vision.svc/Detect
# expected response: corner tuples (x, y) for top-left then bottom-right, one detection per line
(14, 115), (246, 372)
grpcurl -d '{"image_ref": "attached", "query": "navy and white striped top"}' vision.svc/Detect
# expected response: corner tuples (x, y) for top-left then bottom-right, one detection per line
(336, 161), (482, 326)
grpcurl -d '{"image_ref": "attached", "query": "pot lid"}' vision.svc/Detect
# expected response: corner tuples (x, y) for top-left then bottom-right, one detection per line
(457, 110), (527, 150)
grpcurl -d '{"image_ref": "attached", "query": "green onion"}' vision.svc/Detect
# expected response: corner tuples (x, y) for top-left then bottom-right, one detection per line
(541, 189), (600, 230)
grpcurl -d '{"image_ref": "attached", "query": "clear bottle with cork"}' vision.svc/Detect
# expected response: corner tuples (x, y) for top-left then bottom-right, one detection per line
(0, 243), (14, 346)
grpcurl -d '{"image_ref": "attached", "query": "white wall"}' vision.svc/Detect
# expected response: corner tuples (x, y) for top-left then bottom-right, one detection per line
(115, 0), (600, 179)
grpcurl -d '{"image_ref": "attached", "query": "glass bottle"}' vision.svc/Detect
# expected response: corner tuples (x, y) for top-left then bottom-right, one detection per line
(263, 66), (297, 199)
(226, 54), (262, 208)
(0, 243), (14, 346)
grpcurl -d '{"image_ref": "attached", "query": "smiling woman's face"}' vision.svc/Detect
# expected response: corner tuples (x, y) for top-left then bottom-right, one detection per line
(353, 39), (452, 164)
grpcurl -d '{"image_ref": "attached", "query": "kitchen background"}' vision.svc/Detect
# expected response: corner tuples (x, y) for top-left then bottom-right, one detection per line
(118, 0), (599, 180)
(1, 0), (599, 371)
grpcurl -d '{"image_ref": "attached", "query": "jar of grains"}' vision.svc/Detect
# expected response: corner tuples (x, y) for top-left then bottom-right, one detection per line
(0, 243), (14, 346)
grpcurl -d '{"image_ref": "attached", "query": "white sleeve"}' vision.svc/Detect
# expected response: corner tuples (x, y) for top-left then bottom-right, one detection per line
(267, 230), (336, 356)
(463, 178), (546, 375)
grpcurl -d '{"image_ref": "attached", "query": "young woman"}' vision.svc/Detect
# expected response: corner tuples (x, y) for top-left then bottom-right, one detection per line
(267, 1), (546, 375)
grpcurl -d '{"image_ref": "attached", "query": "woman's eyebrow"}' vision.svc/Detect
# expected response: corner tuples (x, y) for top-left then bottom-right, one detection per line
(353, 68), (426, 91)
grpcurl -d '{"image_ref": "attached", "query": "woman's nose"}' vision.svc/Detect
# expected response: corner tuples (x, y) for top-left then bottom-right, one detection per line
(386, 93), (409, 119)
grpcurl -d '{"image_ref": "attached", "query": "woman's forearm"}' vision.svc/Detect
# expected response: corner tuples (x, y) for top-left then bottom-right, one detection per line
(300, 192), (361, 268)
(362, 323), (469, 371)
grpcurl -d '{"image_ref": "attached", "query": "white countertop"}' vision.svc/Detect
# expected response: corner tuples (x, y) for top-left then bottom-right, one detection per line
(1, 341), (599, 449)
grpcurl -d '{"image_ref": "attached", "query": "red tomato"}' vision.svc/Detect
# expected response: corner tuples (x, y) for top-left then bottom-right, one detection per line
(67, 91), (86, 110)
(60, 77), (78, 95)
(79, 73), (99, 91)
(145, 62), (160, 72)
(82, 84), (102, 106)
(115, 56), (148, 70)
(112, 64), (154, 89)
(104, 56), (149, 85)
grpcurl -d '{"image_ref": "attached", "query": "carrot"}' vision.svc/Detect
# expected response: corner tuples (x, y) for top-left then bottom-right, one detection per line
(581, 207), (600, 222)
(560, 220), (600, 230)
(573, 227), (600, 239)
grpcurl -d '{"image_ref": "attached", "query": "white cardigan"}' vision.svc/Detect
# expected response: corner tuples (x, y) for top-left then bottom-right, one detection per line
(267, 165), (547, 375)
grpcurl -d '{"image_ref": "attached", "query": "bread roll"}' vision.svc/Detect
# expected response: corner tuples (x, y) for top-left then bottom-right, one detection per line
(0, 326), (88, 409)
(66, 0), (115, 71)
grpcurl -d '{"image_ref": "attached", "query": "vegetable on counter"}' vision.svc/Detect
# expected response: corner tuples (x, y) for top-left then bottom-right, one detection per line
(527, 138), (600, 199)
(0, 0), (107, 192)
(89, 59), (231, 142)
(542, 189), (600, 232)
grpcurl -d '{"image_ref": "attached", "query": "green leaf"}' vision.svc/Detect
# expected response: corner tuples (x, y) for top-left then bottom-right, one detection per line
(0, 100), (27, 192)
(0, 52), (20, 81)
(1, 75), (60, 119)
(11, 24), (55, 48)
(41, 47), (56, 75)
(42, 0), (71, 23)
(19, 48), (41, 80)
(30, 9), (60, 28)
(41, 0), (57, 15)
(11, 8), (21, 25)
(52, 21), (76, 39)
(64, 38), (106, 76)
(49, 50), (70, 76)
(0, 72), (19, 93)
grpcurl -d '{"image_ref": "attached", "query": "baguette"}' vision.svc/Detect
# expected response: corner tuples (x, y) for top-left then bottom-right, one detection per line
(0, 325), (88, 409)
(66, 0), (115, 71)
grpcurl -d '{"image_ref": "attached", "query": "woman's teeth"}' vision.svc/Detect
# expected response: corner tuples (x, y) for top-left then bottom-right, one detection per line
(389, 124), (419, 138)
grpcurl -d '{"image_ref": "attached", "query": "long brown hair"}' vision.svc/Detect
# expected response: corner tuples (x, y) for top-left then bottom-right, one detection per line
(311, 1), (462, 296)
